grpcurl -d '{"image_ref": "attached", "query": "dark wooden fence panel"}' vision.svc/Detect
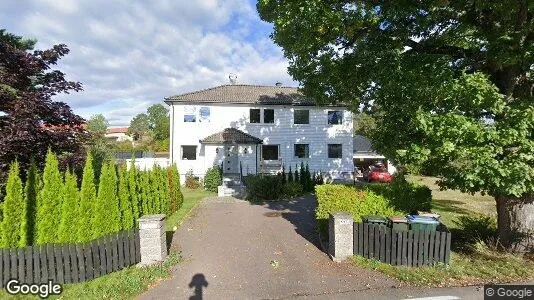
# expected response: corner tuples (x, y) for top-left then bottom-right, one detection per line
(353, 223), (451, 267)
(0, 229), (140, 287)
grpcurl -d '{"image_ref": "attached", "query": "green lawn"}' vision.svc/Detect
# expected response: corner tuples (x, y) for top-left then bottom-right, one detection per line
(353, 175), (534, 286)
(1, 187), (214, 299)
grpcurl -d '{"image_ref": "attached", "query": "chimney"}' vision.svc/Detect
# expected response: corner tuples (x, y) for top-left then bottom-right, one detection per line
(275, 82), (282, 87)
(229, 73), (237, 85)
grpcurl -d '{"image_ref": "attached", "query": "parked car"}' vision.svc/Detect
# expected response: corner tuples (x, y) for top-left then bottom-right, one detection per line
(363, 165), (392, 183)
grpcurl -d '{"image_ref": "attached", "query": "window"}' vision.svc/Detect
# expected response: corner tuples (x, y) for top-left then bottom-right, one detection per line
(184, 107), (196, 122)
(327, 144), (342, 158)
(250, 109), (260, 123)
(262, 145), (279, 160)
(327, 110), (343, 125)
(264, 109), (274, 123)
(181, 146), (197, 160)
(294, 144), (309, 158)
(199, 107), (210, 122)
(294, 110), (309, 124)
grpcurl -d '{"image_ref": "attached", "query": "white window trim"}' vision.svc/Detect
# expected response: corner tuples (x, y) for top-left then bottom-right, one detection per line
(261, 144), (280, 161)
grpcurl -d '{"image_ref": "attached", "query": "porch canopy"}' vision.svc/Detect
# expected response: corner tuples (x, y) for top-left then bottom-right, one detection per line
(199, 128), (262, 144)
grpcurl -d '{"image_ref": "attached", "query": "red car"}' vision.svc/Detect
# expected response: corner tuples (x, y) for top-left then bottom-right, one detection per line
(363, 166), (392, 183)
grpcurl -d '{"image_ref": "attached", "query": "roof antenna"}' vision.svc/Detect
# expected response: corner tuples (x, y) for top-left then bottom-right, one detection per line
(229, 73), (237, 85)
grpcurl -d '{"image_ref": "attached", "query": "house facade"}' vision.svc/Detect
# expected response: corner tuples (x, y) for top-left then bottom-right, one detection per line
(164, 85), (354, 182)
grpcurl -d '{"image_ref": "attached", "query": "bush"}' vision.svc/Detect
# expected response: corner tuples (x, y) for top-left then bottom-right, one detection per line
(185, 169), (201, 189)
(315, 184), (400, 234)
(36, 150), (63, 245)
(167, 164), (183, 214)
(244, 174), (282, 201)
(23, 160), (38, 245)
(78, 153), (97, 243)
(284, 181), (303, 197)
(453, 214), (498, 252)
(1, 161), (26, 247)
(204, 166), (222, 193)
(362, 177), (432, 213)
(58, 169), (79, 243)
(92, 161), (120, 239)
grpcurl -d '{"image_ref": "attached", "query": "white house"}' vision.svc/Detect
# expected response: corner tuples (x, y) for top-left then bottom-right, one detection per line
(105, 127), (133, 142)
(164, 84), (354, 183)
(353, 135), (397, 175)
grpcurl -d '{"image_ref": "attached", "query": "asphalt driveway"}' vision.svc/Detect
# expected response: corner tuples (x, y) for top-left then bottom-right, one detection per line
(138, 195), (399, 299)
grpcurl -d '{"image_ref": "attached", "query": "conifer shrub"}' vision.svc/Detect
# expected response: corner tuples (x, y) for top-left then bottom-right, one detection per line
(23, 159), (38, 245)
(1, 161), (26, 247)
(167, 164), (183, 214)
(185, 169), (200, 189)
(58, 169), (79, 243)
(204, 166), (222, 193)
(128, 161), (140, 220)
(92, 161), (120, 239)
(36, 150), (63, 245)
(118, 163), (134, 230)
(77, 153), (97, 243)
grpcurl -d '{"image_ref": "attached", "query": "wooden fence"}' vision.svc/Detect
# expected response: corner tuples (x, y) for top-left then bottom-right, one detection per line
(353, 223), (451, 267)
(0, 229), (140, 287)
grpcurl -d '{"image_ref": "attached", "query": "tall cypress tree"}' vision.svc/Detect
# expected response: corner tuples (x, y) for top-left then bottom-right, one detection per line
(167, 164), (182, 214)
(92, 161), (120, 238)
(288, 166), (293, 183)
(299, 162), (306, 189)
(77, 153), (97, 242)
(140, 171), (150, 215)
(23, 159), (38, 245)
(58, 169), (79, 243)
(294, 165), (299, 183)
(118, 163), (134, 230)
(1, 161), (26, 247)
(128, 160), (139, 222)
(36, 150), (62, 245)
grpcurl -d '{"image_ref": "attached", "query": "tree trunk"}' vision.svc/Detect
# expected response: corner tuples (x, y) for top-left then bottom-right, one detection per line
(495, 194), (534, 252)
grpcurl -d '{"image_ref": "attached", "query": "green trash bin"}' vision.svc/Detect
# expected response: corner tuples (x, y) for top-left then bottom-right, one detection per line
(407, 215), (440, 231)
(362, 215), (388, 226)
(389, 216), (409, 231)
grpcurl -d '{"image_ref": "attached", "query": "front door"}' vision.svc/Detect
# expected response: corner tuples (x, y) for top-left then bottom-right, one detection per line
(224, 145), (238, 173)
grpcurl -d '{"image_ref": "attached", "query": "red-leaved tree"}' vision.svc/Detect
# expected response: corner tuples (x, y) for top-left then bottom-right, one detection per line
(0, 29), (87, 186)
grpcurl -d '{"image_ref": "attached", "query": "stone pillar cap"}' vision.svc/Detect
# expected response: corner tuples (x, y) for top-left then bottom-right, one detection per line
(329, 212), (353, 219)
(138, 214), (166, 222)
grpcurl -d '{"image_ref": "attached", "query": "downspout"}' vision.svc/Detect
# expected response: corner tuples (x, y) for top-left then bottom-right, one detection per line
(170, 104), (175, 163)
(255, 144), (258, 175)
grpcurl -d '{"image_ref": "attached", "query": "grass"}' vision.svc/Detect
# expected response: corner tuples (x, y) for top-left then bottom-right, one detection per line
(165, 188), (215, 231)
(1, 187), (214, 299)
(352, 175), (534, 286)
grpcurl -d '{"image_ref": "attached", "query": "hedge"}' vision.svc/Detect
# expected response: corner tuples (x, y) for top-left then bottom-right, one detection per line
(315, 184), (400, 234)
(0, 152), (185, 248)
(361, 178), (432, 213)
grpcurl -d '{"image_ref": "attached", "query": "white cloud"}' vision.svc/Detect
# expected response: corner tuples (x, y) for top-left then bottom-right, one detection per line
(2, 0), (296, 126)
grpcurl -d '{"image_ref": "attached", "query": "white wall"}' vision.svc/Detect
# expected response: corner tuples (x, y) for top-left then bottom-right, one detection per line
(125, 158), (169, 171)
(169, 103), (354, 179)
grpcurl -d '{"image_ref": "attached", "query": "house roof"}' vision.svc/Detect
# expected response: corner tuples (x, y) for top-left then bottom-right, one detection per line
(353, 135), (379, 155)
(164, 84), (318, 106)
(200, 128), (263, 144)
(106, 127), (129, 134)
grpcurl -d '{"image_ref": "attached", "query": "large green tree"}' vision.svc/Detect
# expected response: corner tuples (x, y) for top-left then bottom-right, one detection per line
(258, 1), (534, 251)
(86, 114), (112, 179)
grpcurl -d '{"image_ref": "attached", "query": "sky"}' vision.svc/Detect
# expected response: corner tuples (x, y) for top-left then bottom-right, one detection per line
(1, 0), (297, 126)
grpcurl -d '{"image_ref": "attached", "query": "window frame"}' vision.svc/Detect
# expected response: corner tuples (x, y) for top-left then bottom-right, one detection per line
(327, 144), (342, 159)
(327, 110), (343, 125)
(294, 109), (310, 124)
(263, 108), (275, 124)
(181, 145), (197, 160)
(249, 108), (261, 123)
(294, 144), (310, 158)
(261, 144), (279, 160)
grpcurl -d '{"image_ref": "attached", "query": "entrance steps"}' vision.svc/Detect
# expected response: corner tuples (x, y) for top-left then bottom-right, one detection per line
(217, 174), (246, 198)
